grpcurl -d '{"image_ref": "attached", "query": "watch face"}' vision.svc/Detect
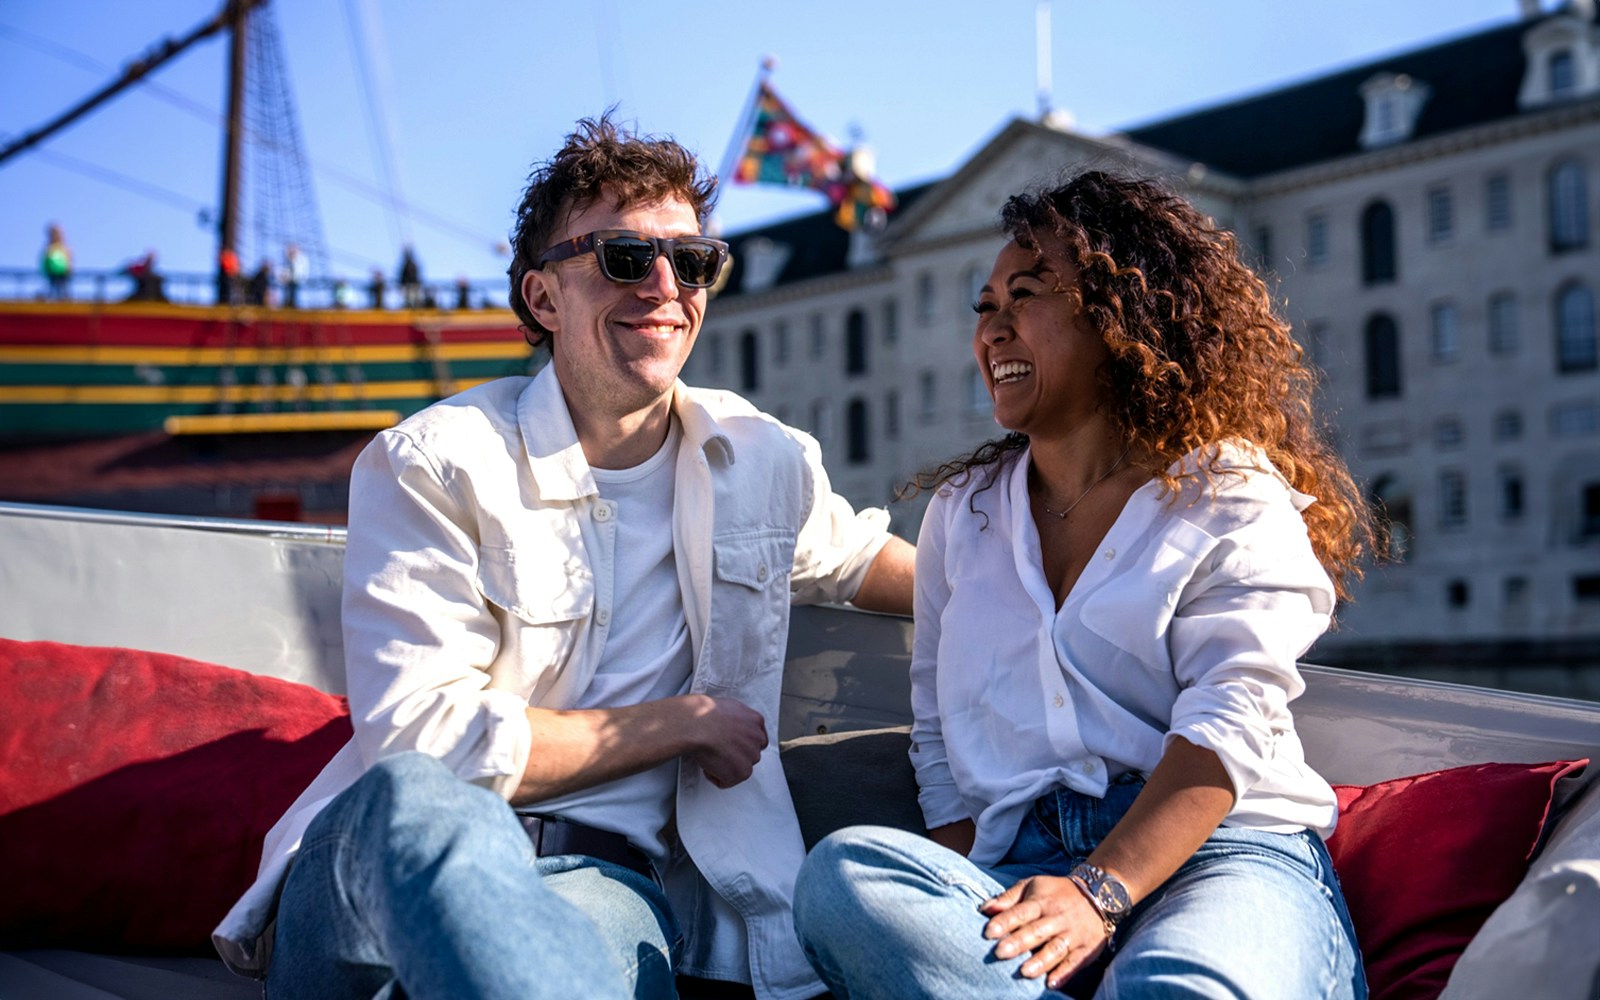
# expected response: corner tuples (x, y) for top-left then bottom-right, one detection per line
(1096, 879), (1131, 915)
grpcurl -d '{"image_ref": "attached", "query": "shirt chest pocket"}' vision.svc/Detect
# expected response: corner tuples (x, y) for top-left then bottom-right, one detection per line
(477, 544), (594, 698)
(703, 530), (794, 690)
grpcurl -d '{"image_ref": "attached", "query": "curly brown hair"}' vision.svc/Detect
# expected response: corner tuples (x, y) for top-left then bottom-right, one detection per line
(507, 113), (718, 349)
(918, 170), (1374, 599)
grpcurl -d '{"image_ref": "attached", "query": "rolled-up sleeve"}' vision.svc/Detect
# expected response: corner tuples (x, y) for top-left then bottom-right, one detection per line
(786, 427), (892, 606)
(341, 431), (533, 800)
(908, 491), (967, 830)
(1164, 499), (1334, 799)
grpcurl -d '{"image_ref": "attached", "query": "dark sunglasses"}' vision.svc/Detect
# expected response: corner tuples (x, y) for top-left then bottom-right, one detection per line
(536, 229), (730, 288)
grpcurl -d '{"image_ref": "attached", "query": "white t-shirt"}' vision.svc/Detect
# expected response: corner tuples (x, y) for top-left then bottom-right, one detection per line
(526, 418), (693, 864)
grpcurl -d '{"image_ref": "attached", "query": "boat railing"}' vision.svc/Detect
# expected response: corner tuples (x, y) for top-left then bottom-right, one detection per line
(0, 266), (510, 312)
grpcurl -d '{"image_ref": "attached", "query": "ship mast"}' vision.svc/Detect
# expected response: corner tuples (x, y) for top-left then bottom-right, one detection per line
(217, 0), (251, 296)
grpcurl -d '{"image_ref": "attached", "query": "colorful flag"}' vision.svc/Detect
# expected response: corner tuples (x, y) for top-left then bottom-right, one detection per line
(832, 148), (897, 232)
(733, 83), (845, 192)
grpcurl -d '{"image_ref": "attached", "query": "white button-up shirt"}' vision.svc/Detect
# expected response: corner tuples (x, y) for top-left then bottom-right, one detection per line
(215, 367), (892, 1000)
(910, 441), (1340, 866)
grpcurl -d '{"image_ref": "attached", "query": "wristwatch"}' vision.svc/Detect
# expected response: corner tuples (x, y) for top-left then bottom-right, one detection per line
(1068, 861), (1132, 936)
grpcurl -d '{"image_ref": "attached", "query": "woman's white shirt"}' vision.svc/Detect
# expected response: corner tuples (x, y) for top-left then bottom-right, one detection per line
(910, 441), (1340, 865)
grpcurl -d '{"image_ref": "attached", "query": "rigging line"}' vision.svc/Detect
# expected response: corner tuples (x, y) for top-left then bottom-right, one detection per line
(341, 0), (412, 251)
(29, 146), (207, 214)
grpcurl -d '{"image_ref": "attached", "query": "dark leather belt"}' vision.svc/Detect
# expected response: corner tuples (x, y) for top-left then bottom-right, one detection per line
(519, 813), (655, 881)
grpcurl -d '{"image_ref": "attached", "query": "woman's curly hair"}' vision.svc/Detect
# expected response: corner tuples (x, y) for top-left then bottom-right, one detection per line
(917, 170), (1374, 599)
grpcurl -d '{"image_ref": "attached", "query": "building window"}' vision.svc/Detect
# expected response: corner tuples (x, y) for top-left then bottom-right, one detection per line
(1556, 283), (1597, 373)
(810, 400), (832, 443)
(707, 333), (725, 377)
(1493, 409), (1524, 441)
(1552, 400), (1599, 437)
(1505, 575), (1530, 609)
(1306, 213), (1329, 268)
(1365, 313), (1402, 398)
(1251, 224), (1274, 272)
(1550, 49), (1577, 97)
(845, 309), (868, 376)
(1549, 160), (1590, 252)
(1575, 575), (1600, 602)
(1427, 186), (1454, 244)
(809, 314), (826, 360)
(1446, 579), (1471, 608)
(1430, 302), (1460, 362)
(1434, 416), (1464, 450)
(1361, 201), (1397, 285)
(1486, 173), (1513, 232)
(885, 390), (900, 440)
(966, 367), (990, 414)
(916, 271), (935, 323)
(1488, 292), (1519, 355)
(919, 370), (937, 417)
(965, 265), (987, 310)
(1500, 467), (1525, 520)
(773, 319), (790, 366)
(1583, 483), (1600, 537)
(845, 398), (870, 465)
(882, 298), (899, 345)
(1439, 469), (1468, 530)
(1371, 473), (1412, 562)
(739, 330), (760, 392)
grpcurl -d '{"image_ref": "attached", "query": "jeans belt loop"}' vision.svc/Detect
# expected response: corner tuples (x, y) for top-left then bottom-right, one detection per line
(519, 814), (656, 883)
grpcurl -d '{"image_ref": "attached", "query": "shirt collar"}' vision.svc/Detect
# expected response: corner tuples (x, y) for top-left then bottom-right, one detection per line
(516, 366), (736, 501)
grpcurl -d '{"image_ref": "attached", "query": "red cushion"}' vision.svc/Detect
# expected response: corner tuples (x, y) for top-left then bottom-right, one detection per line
(1327, 758), (1588, 1000)
(0, 638), (350, 951)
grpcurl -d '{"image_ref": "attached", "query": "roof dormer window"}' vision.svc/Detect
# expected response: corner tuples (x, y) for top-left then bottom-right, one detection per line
(737, 237), (791, 293)
(1519, 13), (1600, 108)
(1359, 73), (1431, 149)
(1550, 48), (1577, 96)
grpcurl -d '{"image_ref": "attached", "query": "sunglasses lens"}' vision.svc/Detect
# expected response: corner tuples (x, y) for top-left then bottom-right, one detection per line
(599, 237), (656, 282)
(671, 242), (723, 287)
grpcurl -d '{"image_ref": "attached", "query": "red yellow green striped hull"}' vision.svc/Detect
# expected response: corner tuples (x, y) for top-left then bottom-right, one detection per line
(0, 300), (536, 437)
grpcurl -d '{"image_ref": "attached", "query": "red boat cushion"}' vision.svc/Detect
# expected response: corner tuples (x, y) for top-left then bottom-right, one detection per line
(0, 638), (350, 951)
(1327, 758), (1588, 1000)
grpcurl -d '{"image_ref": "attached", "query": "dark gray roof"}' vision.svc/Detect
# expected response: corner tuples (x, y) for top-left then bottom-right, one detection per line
(717, 182), (934, 298)
(1121, 12), (1588, 178)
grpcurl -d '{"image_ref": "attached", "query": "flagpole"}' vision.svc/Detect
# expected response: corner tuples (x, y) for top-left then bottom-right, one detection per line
(714, 57), (774, 216)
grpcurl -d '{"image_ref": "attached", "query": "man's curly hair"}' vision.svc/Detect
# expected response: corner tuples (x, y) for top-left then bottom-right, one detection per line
(507, 113), (718, 349)
(919, 170), (1374, 599)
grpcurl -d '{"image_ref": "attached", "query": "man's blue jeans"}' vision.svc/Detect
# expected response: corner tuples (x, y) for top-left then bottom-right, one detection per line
(267, 752), (679, 1000)
(794, 778), (1366, 999)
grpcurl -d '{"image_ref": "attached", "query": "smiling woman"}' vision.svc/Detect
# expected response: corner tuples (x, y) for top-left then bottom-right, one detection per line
(792, 170), (1379, 1000)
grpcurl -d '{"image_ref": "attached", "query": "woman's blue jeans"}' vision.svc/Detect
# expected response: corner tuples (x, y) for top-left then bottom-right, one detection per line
(267, 752), (679, 1000)
(794, 778), (1366, 999)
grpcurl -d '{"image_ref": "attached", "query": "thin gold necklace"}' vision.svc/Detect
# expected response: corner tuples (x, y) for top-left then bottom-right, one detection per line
(1037, 446), (1131, 520)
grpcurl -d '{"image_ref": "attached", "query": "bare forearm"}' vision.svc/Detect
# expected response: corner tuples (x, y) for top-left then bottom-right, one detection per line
(1087, 737), (1236, 901)
(512, 693), (768, 805)
(851, 535), (915, 615)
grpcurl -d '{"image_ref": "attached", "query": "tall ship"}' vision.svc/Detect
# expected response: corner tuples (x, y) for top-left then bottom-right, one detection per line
(0, 1), (536, 518)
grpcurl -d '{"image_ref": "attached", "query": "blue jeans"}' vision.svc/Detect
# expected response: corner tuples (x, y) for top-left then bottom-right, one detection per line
(267, 752), (679, 1000)
(794, 779), (1366, 999)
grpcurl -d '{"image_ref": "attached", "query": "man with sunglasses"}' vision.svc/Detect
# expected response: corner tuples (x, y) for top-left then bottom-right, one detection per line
(215, 115), (913, 1000)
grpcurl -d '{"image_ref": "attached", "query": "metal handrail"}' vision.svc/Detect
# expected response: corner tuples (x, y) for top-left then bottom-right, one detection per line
(0, 499), (347, 544)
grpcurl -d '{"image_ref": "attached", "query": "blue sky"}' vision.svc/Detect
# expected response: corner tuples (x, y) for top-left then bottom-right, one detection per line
(0, 0), (1524, 290)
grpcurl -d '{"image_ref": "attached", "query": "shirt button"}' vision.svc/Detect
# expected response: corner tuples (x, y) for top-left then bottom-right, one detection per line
(1079, 760), (1095, 774)
(1052, 693), (1064, 708)
(594, 504), (613, 523)
(596, 608), (611, 627)
(756, 563), (769, 583)
(1102, 548), (1115, 560)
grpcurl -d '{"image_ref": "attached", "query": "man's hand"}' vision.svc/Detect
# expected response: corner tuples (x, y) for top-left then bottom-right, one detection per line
(980, 875), (1108, 990)
(685, 694), (768, 788)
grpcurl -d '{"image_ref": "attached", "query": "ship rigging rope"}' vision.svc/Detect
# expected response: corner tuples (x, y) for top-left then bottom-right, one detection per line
(0, 16), (502, 261)
(341, 0), (413, 254)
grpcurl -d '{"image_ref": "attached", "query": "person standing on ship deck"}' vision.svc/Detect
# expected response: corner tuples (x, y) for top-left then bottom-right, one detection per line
(212, 113), (915, 1000)
(793, 171), (1375, 999)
